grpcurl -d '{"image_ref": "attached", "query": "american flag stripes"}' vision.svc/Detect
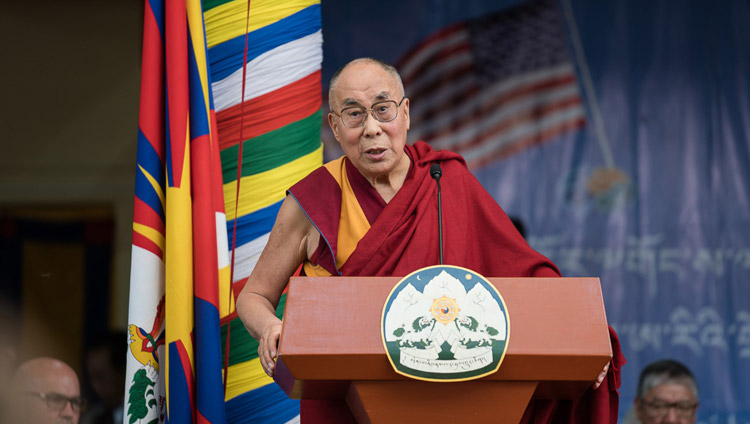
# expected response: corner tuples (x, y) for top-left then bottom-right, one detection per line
(398, 0), (586, 168)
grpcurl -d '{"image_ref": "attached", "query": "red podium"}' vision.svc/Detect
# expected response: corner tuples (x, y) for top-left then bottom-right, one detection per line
(274, 277), (612, 423)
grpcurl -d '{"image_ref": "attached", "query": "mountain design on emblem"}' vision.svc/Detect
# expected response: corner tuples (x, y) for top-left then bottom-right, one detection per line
(384, 270), (507, 361)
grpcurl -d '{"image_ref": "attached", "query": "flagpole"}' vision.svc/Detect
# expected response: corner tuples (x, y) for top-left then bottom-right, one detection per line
(560, 0), (615, 169)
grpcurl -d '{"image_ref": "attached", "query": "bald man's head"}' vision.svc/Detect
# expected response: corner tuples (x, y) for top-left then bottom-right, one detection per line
(10, 357), (82, 424)
(328, 58), (405, 112)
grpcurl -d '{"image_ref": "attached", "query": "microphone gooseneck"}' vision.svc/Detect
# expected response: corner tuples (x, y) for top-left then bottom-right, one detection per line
(430, 163), (443, 265)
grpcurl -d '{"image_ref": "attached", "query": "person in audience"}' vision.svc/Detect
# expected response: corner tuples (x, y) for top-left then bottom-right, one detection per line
(9, 357), (86, 424)
(80, 331), (127, 424)
(624, 359), (699, 424)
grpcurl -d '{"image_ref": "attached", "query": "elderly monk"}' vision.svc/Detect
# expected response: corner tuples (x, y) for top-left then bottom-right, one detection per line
(236, 57), (624, 423)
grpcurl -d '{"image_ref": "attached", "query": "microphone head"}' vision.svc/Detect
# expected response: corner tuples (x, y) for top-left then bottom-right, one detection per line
(430, 163), (442, 180)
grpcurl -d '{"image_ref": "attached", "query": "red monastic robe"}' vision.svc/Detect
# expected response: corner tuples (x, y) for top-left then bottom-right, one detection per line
(287, 141), (625, 423)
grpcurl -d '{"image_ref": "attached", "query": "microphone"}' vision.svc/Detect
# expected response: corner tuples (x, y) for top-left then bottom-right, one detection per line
(430, 163), (442, 180)
(430, 163), (443, 265)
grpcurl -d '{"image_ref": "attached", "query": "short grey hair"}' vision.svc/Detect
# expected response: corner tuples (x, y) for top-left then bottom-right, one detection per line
(636, 359), (699, 400)
(328, 57), (405, 111)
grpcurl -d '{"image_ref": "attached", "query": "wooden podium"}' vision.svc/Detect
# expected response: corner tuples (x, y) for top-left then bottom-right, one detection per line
(273, 277), (612, 423)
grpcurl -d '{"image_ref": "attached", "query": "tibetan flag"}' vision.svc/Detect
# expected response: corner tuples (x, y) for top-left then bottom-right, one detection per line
(203, 0), (323, 422)
(398, 0), (586, 169)
(125, 0), (229, 422)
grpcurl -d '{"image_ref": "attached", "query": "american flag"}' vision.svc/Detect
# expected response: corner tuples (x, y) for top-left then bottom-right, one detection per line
(398, 0), (585, 169)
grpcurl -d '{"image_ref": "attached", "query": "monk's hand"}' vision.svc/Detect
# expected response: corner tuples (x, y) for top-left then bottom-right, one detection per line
(592, 361), (610, 390)
(259, 322), (282, 377)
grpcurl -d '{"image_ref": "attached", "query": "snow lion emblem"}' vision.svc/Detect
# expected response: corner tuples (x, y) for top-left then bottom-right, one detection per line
(381, 265), (510, 382)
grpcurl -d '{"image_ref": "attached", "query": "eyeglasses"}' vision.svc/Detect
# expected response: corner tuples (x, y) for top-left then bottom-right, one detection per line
(23, 391), (87, 412)
(641, 399), (698, 419)
(333, 97), (406, 128)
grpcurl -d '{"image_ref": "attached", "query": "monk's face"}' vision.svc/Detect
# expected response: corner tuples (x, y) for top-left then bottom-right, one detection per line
(328, 62), (411, 182)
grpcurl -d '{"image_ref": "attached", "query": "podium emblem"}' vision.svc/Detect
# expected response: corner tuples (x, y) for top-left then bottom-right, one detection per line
(381, 265), (510, 382)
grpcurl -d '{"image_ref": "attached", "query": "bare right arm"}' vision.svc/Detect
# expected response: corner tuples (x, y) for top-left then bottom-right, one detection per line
(235, 195), (318, 376)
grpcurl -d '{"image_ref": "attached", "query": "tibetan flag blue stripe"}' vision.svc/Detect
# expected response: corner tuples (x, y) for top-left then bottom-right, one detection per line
(188, 34), (211, 139)
(147, 0), (166, 40)
(134, 170), (164, 220)
(207, 4), (321, 81)
(167, 342), (194, 424)
(137, 128), (165, 187)
(135, 132), (165, 218)
(194, 298), (226, 423)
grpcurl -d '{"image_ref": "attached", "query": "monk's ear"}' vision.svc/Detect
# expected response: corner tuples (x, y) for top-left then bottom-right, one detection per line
(328, 113), (341, 142)
(403, 97), (410, 131)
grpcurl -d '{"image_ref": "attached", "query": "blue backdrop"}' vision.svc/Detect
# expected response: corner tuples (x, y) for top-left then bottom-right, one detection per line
(321, 0), (750, 422)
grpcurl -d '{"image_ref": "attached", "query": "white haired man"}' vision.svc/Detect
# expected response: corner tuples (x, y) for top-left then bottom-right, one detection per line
(630, 359), (699, 424)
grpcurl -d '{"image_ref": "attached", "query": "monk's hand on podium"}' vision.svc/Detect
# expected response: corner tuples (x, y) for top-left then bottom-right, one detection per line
(592, 361), (610, 390)
(259, 322), (282, 377)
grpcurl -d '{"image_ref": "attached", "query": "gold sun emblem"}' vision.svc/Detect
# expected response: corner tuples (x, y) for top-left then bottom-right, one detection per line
(431, 295), (460, 325)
